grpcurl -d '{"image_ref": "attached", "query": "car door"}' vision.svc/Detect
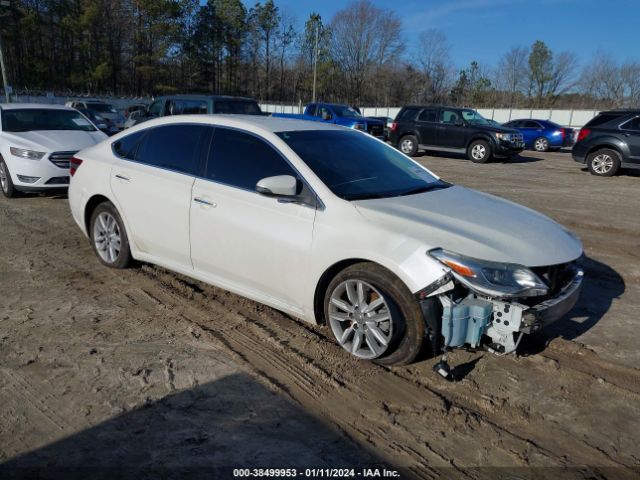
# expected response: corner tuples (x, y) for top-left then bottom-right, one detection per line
(621, 116), (640, 161)
(521, 120), (542, 145)
(436, 108), (467, 149)
(190, 127), (316, 310)
(415, 107), (439, 146)
(110, 123), (209, 270)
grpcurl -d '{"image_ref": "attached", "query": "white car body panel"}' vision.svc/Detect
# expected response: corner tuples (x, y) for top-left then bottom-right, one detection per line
(68, 115), (583, 325)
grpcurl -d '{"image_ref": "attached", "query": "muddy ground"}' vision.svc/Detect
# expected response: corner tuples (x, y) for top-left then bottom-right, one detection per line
(0, 149), (638, 479)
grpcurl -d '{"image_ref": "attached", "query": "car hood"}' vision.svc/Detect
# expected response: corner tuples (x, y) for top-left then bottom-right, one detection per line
(364, 117), (385, 125)
(479, 124), (520, 134)
(4, 130), (107, 152)
(354, 185), (582, 267)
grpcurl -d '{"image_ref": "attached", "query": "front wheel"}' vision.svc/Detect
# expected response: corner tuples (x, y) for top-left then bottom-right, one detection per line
(90, 202), (132, 269)
(467, 139), (492, 163)
(587, 148), (621, 177)
(0, 157), (16, 198)
(533, 137), (549, 152)
(324, 262), (425, 366)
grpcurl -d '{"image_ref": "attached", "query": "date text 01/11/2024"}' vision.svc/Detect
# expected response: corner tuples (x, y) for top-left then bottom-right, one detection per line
(232, 468), (401, 478)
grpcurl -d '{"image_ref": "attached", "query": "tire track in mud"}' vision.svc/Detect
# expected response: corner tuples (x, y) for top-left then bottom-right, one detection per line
(136, 264), (640, 476)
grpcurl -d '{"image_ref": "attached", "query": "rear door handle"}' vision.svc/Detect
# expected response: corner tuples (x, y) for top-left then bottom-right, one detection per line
(193, 197), (216, 207)
(115, 174), (130, 182)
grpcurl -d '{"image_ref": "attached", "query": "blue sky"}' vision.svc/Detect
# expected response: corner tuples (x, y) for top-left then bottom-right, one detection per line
(251, 0), (639, 68)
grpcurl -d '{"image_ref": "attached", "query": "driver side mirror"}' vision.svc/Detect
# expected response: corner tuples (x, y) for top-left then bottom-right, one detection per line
(256, 175), (299, 197)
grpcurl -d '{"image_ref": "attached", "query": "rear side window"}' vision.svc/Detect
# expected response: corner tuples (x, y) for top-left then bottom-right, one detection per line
(397, 108), (420, 121)
(112, 130), (147, 159)
(621, 117), (640, 131)
(522, 120), (541, 128)
(585, 113), (624, 128)
(417, 109), (437, 122)
(168, 100), (208, 115)
(214, 101), (261, 115)
(135, 124), (209, 176)
(207, 127), (295, 191)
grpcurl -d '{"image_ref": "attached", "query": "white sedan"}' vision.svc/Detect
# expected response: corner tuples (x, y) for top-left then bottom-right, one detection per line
(68, 115), (583, 365)
(0, 104), (107, 197)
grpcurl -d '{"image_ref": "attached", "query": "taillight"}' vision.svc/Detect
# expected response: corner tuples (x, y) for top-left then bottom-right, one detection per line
(69, 156), (83, 176)
(391, 122), (397, 132)
(577, 128), (591, 142)
(560, 128), (566, 140)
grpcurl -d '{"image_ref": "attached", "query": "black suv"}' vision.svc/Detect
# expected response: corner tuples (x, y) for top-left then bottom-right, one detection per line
(389, 106), (524, 162)
(130, 94), (263, 127)
(572, 110), (640, 176)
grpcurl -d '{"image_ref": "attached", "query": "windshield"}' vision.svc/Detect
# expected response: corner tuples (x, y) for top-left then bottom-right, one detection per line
(87, 103), (117, 113)
(2, 109), (97, 132)
(331, 105), (362, 118)
(460, 109), (491, 125)
(276, 130), (447, 201)
(215, 100), (261, 114)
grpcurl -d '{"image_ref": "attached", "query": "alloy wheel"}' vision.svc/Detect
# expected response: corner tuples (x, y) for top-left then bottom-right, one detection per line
(0, 162), (7, 193)
(592, 154), (613, 174)
(534, 138), (548, 151)
(400, 138), (414, 154)
(471, 144), (486, 160)
(328, 279), (393, 360)
(93, 212), (122, 264)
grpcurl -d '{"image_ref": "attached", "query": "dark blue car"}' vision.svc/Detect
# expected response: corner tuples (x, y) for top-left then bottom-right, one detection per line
(503, 119), (574, 152)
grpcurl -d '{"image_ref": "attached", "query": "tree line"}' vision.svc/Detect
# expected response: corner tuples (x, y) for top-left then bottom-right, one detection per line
(0, 0), (638, 109)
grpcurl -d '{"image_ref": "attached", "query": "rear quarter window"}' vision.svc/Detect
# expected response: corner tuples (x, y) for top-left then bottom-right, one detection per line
(112, 130), (147, 160)
(585, 113), (625, 128)
(397, 108), (420, 121)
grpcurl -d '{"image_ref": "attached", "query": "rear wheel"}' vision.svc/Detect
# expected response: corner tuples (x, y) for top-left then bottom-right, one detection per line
(324, 262), (424, 366)
(398, 135), (418, 157)
(0, 157), (16, 198)
(467, 139), (492, 163)
(533, 137), (549, 152)
(587, 148), (621, 177)
(89, 202), (132, 269)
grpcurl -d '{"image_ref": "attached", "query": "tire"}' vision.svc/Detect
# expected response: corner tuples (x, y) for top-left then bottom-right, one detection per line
(587, 148), (621, 177)
(397, 135), (418, 157)
(533, 137), (549, 152)
(0, 157), (16, 198)
(467, 139), (492, 163)
(324, 262), (425, 366)
(89, 202), (132, 269)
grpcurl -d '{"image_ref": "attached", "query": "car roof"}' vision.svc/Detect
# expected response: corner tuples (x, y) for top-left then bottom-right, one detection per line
(0, 103), (76, 111)
(125, 114), (350, 134)
(156, 94), (257, 102)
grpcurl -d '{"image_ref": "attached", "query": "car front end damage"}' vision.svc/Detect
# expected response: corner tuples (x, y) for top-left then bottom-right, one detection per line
(417, 249), (584, 357)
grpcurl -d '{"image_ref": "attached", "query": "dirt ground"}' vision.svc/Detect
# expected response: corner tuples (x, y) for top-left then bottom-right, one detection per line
(0, 149), (639, 479)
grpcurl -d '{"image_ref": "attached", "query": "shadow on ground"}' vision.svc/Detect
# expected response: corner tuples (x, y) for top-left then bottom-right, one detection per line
(417, 150), (542, 164)
(521, 255), (625, 354)
(0, 373), (394, 479)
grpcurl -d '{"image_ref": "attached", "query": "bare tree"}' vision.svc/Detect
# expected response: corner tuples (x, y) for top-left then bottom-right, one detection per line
(621, 62), (640, 107)
(412, 29), (453, 104)
(580, 51), (624, 107)
(495, 46), (528, 106)
(329, 0), (403, 104)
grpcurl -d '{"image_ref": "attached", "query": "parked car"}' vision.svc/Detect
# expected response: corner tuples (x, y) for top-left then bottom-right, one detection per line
(572, 110), (640, 176)
(368, 116), (394, 140)
(124, 103), (148, 118)
(77, 108), (119, 136)
(390, 106), (524, 162)
(128, 94), (263, 128)
(68, 115), (583, 365)
(66, 99), (125, 130)
(503, 119), (575, 151)
(124, 109), (145, 129)
(273, 103), (385, 138)
(0, 104), (107, 198)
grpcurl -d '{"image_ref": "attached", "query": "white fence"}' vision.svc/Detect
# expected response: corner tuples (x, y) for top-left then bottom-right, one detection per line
(260, 103), (600, 128)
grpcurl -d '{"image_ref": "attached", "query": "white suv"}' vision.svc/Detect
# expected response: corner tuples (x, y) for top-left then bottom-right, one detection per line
(68, 115), (583, 365)
(0, 104), (107, 198)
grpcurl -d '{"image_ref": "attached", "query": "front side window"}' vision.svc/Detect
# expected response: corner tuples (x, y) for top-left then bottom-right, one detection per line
(147, 100), (164, 118)
(207, 128), (295, 190)
(86, 103), (117, 114)
(134, 124), (209, 176)
(2, 108), (97, 132)
(331, 105), (361, 118)
(277, 130), (446, 201)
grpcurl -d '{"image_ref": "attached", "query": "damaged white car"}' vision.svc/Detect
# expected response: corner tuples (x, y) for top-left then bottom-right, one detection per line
(68, 116), (583, 366)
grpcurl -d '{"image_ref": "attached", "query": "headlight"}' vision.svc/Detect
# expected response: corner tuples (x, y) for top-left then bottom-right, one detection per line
(429, 248), (548, 297)
(495, 133), (512, 141)
(10, 147), (46, 160)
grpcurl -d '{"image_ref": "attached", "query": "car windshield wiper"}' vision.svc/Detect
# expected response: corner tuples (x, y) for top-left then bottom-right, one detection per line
(396, 181), (451, 197)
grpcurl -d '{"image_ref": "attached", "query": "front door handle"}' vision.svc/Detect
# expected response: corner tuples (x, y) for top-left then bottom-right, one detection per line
(193, 197), (216, 208)
(115, 174), (130, 182)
